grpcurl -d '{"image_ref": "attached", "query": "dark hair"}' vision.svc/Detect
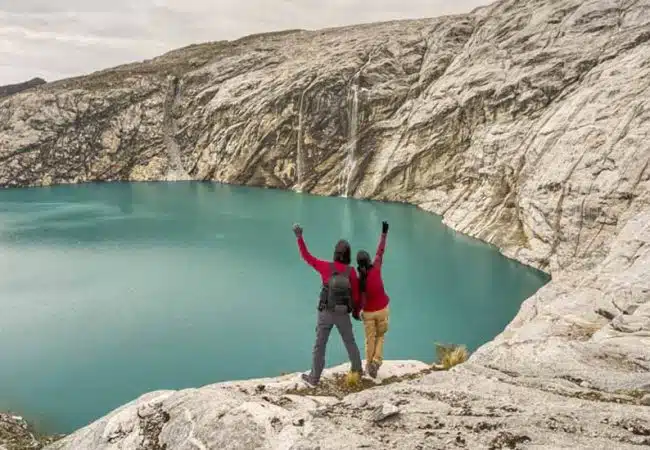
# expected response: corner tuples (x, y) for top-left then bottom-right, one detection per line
(356, 250), (372, 294)
(333, 239), (351, 265)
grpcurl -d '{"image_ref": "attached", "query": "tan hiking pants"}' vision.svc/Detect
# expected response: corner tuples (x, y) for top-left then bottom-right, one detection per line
(362, 307), (389, 365)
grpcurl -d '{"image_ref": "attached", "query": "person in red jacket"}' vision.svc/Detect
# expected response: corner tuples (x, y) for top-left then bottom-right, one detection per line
(356, 220), (390, 378)
(293, 223), (363, 386)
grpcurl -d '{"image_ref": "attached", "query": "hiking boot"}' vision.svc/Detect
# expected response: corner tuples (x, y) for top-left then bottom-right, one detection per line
(367, 362), (378, 379)
(373, 361), (382, 378)
(301, 373), (318, 387)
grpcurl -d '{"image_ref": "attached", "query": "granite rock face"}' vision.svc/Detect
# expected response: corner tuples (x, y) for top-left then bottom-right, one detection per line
(1, 0), (649, 448)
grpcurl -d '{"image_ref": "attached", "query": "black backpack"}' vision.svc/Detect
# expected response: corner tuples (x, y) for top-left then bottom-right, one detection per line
(319, 263), (353, 312)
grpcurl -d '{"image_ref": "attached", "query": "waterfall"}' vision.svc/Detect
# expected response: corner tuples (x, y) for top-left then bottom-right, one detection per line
(340, 75), (360, 197)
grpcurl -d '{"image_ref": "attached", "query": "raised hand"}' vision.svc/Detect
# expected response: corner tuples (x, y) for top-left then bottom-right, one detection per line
(382, 221), (389, 234)
(292, 223), (303, 237)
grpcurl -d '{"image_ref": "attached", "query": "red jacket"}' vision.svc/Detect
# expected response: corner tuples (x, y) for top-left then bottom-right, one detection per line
(361, 232), (390, 313)
(296, 236), (360, 311)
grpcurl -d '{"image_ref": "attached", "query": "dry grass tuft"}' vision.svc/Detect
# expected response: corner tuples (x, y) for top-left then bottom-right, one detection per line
(435, 343), (470, 370)
(344, 371), (361, 387)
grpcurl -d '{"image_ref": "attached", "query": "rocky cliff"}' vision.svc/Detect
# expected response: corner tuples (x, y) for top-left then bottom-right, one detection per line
(1, 0), (648, 273)
(1, 0), (649, 448)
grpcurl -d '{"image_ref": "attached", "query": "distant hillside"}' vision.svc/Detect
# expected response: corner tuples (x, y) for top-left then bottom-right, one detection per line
(0, 77), (46, 98)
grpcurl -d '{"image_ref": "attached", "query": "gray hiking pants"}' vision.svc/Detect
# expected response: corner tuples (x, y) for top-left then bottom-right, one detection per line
(309, 305), (362, 382)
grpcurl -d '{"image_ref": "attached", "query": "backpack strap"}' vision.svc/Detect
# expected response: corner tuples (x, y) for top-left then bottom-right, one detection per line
(343, 266), (353, 312)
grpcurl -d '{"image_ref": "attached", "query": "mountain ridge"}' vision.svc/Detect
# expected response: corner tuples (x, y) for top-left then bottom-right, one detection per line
(0, 77), (46, 98)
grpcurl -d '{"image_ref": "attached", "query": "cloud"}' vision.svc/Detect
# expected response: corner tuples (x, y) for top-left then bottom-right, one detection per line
(0, 0), (491, 85)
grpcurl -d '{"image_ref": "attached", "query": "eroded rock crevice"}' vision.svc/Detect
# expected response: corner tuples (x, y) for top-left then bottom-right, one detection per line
(162, 76), (191, 181)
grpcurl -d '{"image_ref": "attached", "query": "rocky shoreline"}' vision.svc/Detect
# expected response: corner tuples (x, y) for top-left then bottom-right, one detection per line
(1, 0), (649, 447)
(0, 413), (62, 450)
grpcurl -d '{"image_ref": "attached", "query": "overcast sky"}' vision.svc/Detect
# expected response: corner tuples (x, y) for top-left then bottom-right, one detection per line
(0, 0), (490, 85)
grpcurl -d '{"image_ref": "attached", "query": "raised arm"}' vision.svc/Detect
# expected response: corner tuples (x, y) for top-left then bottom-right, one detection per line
(293, 224), (328, 272)
(374, 221), (389, 268)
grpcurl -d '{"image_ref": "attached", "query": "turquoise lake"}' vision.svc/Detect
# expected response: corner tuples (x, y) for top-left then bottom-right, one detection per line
(0, 182), (549, 433)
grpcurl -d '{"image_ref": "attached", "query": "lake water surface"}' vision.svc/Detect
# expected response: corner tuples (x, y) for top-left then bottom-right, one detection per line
(0, 182), (549, 433)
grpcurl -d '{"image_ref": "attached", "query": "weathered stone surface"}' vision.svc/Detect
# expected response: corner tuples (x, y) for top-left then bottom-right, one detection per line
(0, 0), (648, 448)
(47, 355), (650, 449)
(371, 402), (400, 422)
(641, 394), (650, 406)
(46, 362), (427, 450)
